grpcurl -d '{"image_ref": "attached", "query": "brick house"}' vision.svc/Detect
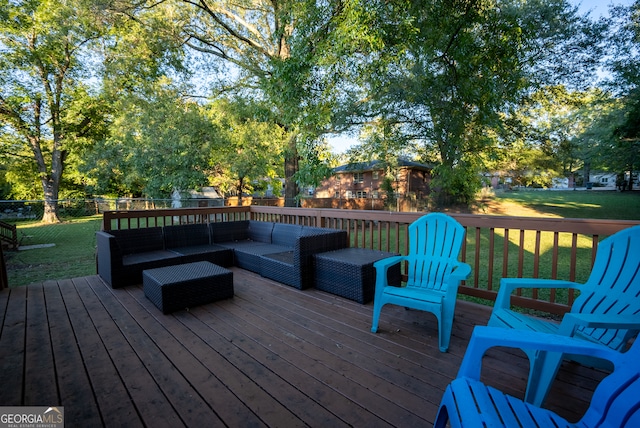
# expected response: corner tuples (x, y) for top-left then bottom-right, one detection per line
(308, 159), (433, 210)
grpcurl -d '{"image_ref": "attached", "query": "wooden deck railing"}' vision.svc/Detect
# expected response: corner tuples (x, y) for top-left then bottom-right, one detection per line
(103, 206), (640, 315)
(0, 220), (18, 250)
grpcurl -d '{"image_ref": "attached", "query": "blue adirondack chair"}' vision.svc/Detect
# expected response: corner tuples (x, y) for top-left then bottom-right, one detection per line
(371, 213), (471, 352)
(435, 326), (640, 428)
(488, 224), (640, 406)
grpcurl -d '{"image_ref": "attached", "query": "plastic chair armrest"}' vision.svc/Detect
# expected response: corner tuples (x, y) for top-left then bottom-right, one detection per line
(444, 262), (472, 300)
(450, 262), (471, 281)
(494, 278), (584, 310)
(374, 255), (404, 271)
(457, 326), (620, 381)
(373, 255), (405, 300)
(558, 313), (640, 336)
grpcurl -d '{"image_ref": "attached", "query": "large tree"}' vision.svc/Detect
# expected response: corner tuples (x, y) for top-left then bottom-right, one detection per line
(340, 0), (605, 206)
(494, 86), (613, 188)
(596, 0), (640, 187)
(205, 97), (287, 203)
(0, 0), (108, 222)
(0, 0), (182, 220)
(138, 0), (347, 206)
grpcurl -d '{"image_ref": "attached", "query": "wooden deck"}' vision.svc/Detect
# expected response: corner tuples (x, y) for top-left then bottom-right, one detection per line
(0, 269), (606, 427)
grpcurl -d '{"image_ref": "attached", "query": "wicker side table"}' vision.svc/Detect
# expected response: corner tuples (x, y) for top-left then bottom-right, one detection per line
(143, 261), (233, 314)
(313, 248), (401, 304)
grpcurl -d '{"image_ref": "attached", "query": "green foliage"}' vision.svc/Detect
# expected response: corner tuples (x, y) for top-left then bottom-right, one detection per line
(98, 1), (188, 97)
(84, 82), (218, 198)
(294, 137), (335, 194)
(380, 177), (396, 210)
(431, 157), (483, 206)
(205, 97), (287, 199)
(490, 86), (613, 187)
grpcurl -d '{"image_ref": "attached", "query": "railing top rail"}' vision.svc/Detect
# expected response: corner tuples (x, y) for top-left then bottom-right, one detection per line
(104, 206), (251, 216)
(250, 207), (640, 234)
(447, 213), (640, 235)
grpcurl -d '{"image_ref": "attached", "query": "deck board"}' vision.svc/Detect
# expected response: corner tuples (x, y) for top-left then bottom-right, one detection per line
(0, 268), (607, 426)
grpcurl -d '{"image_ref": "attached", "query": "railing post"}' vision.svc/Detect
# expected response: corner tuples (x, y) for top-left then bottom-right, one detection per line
(0, 244), (7, 289)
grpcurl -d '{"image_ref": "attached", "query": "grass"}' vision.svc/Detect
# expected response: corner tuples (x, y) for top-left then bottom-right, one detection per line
(487, 189), (640, 220)
(3, 189), (639, 287)
(5, 216), (102, 287)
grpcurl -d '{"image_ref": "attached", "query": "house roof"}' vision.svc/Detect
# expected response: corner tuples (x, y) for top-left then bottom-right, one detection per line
(333, 159), (433, 173)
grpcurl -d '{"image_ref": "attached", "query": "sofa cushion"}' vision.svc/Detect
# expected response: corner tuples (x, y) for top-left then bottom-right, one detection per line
(164, 223), (209, 248)
(210, 220), (250, 243)
(247, 221), (274, 243)
(110, 227), (165, 255)
(219, 241), (289, 273)
(271, 223), (303, 248)
(123, 250), (181, 266)
(169, 244), (233, 267)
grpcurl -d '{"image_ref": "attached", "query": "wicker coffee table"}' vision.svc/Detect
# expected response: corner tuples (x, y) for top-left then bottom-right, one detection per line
(313, 248), (401, 304)
(143, 261), (233, 314)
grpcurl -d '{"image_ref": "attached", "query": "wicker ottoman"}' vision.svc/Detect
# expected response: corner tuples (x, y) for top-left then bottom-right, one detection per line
(313, 248), (401, 304)
(143, 261), (233, 314)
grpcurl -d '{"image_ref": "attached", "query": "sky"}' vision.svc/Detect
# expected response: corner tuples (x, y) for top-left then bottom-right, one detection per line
(327, 0), (634, 154)
(574, 0), (633, 17)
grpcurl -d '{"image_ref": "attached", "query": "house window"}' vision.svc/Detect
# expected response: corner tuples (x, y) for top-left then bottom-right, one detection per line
(372, 171), (379, 180)
(371, 190), (379, 199)
(345, 190), (354, 199)
(356, 191), (367, 198)
(353, 172), (364, 184)
(334, 191), (340, 198)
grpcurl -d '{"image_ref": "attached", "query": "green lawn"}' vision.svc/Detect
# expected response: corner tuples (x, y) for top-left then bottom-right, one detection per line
(492, 190), (640, 220)
(6, 216), (102, 287)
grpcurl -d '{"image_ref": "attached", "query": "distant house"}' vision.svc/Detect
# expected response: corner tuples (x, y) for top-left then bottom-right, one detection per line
(589, 172), (617, 189)
(311, 159), (432, 209)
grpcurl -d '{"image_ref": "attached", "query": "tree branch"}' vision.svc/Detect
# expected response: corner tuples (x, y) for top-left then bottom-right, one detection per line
(187, 0), (274, 59)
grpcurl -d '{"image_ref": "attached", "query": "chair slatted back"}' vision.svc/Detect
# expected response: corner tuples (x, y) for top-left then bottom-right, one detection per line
(583, 337), (640, 427)
(573, 226), (640, 350)
(405, 213), (466, 292)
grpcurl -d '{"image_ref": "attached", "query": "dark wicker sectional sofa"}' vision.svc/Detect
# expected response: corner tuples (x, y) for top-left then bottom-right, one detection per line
(96, 220), (348, 289)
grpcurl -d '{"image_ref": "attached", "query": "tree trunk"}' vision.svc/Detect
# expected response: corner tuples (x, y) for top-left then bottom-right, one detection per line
(237, 176), (244, 206)
(284, 135), (299, 207)
(27, 96), (64, 223)
(583, 161), (591, 188)
(41, 178), (61, 224)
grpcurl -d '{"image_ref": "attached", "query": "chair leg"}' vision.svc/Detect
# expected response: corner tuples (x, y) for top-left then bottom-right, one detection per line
(439, 305), (454, 352)
(525, 350), (564, 407)
(371, 301), (384, 333)
(437, 317), (451, 352)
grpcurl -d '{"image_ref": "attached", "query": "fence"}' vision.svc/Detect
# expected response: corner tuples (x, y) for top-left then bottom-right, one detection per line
(0, 195), (433, 222)
(102, 205), (640, 315)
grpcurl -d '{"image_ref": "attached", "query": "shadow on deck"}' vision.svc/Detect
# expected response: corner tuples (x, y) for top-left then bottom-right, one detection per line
(0, 268), (606, 427)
